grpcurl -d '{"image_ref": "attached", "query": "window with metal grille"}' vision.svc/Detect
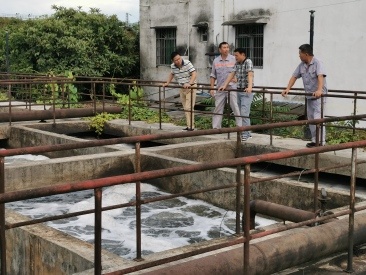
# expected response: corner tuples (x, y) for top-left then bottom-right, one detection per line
(235, 24), (264, 68)
(156, 28), (176, 65)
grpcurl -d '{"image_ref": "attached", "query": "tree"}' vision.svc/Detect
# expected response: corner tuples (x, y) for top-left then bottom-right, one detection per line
(0, 6), (139, 78)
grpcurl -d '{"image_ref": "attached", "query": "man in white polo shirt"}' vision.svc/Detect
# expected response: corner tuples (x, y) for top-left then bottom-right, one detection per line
(163, 52), (197, 131)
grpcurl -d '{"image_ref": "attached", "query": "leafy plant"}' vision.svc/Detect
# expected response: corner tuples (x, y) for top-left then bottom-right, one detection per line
(88, 84), (171, 135)
(0, 92), (8, 101)
(110, 81), (143, 106)
(325, 120), (366, 145)
(35, 71), (79, 107)
(88, 112), (121, 136)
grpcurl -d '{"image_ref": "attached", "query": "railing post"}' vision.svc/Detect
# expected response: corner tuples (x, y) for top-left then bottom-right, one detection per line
(269, 91), (273, 146)
(135, 142), (143, 261)
(353, 92), (357, 136)
(346, 147), (357, 273)
(0, 157), (6, 274)
(190, 86), (194, 130)
(93, 82), (97, 115)
(102, 83), (106, 113)
(94, 188), (102, 275)
(128, 84), (132, 125)
(314, 124), (320, 213)
(235, 131), (241, 235)
(8, 84), (11, 126)
(28, 83), (32, 111)
(61, 82), (66, 109)
(227, 90), (231, 140)
(243, 163), (251, 275)
(51, 81), (56, 125)
(159, 87), (162, 130)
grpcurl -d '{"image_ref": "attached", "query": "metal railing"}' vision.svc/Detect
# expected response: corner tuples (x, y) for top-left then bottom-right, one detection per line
(1, 74), (365, 139)
(0, 74), (366, 273)
(0, 115), (366, 274)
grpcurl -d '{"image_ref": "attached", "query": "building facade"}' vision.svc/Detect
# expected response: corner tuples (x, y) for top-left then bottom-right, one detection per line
(140, 0), (366, 119)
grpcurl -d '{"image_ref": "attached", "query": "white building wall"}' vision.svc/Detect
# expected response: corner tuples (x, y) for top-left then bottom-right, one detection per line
(140, 0), (366, 122)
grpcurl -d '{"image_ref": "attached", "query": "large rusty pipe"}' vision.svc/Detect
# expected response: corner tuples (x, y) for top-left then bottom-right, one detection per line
(133, 212), (366, 275)
(249, 200), (316, 230)
(0, 106), (122, 122)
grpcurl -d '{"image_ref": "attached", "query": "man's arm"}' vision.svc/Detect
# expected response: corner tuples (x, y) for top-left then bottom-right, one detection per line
(281, 76), (297, 97)
(183, 71), (197, 89)
(209, 77), (216, 97)
(313, 74), (324, 98)
(162, 73), (174, 87)
(218, 71), (236, 91)
(246, 71), (254, 93)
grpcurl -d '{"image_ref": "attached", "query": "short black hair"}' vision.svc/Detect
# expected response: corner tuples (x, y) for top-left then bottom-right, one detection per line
(233, 48), (247, 56)
(170, 51), (180, 60)
(299, 44), (314, 56)
(218, 41), (229, 49)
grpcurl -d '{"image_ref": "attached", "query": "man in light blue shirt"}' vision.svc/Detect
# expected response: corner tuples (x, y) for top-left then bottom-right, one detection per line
(282, 44), (327, 147)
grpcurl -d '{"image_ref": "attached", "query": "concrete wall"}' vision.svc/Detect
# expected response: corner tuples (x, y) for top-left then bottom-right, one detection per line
(5, 152), (135, 192)
(8, 124), (118, 158)
(5, 210), (128, 275)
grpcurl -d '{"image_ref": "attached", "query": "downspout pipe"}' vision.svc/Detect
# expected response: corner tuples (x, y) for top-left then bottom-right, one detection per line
(135, 212), (366, 275)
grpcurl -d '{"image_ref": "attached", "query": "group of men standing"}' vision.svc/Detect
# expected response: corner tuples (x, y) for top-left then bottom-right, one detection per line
(163, 42), (327, 147)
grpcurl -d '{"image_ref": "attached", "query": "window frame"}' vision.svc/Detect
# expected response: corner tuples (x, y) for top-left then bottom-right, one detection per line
(235, 24), (264, 68)
(155, 28), (177, 66)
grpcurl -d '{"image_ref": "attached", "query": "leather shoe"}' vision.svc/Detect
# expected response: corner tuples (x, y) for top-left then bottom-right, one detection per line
(306, 142), (316, 148)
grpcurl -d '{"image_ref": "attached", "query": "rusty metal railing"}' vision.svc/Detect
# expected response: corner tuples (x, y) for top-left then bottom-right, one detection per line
(1, 74), (366, 273)
(0, 115), (365, 274)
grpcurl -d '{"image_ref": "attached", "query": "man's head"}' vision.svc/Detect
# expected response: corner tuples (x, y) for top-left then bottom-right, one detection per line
(233, 48), (247, 63)
(298, 44), (314, 63)
(171, 52), (182, 67)
(218, 42), (230, 56)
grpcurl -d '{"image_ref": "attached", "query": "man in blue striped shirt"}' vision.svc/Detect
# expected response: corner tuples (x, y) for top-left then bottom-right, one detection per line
(163, 52), (197, 131)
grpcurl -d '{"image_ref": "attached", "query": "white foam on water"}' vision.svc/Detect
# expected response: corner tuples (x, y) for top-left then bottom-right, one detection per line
(2, 151), (49, 165)
(7, 183), (277, 259)
(5, 153), (277, 259)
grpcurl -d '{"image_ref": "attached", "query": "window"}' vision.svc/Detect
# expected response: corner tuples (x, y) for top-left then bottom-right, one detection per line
(200, 29), (208, 42)
(193, 22), (209, 42)
(156, 28), (176, 65)
(235, 24), (264, 68)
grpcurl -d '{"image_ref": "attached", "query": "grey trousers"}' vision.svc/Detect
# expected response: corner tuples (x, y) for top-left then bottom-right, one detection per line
(212, 91), (242, 128)
(307, 97), (326, 144)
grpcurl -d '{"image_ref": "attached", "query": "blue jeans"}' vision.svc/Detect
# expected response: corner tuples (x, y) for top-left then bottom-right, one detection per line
(238, 91), (254, 137)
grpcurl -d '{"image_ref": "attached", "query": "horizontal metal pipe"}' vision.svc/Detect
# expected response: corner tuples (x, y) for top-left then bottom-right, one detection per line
(0, 107), (122, 122)
(129, 212), (366, 275)
(249, 200), (316, 229)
